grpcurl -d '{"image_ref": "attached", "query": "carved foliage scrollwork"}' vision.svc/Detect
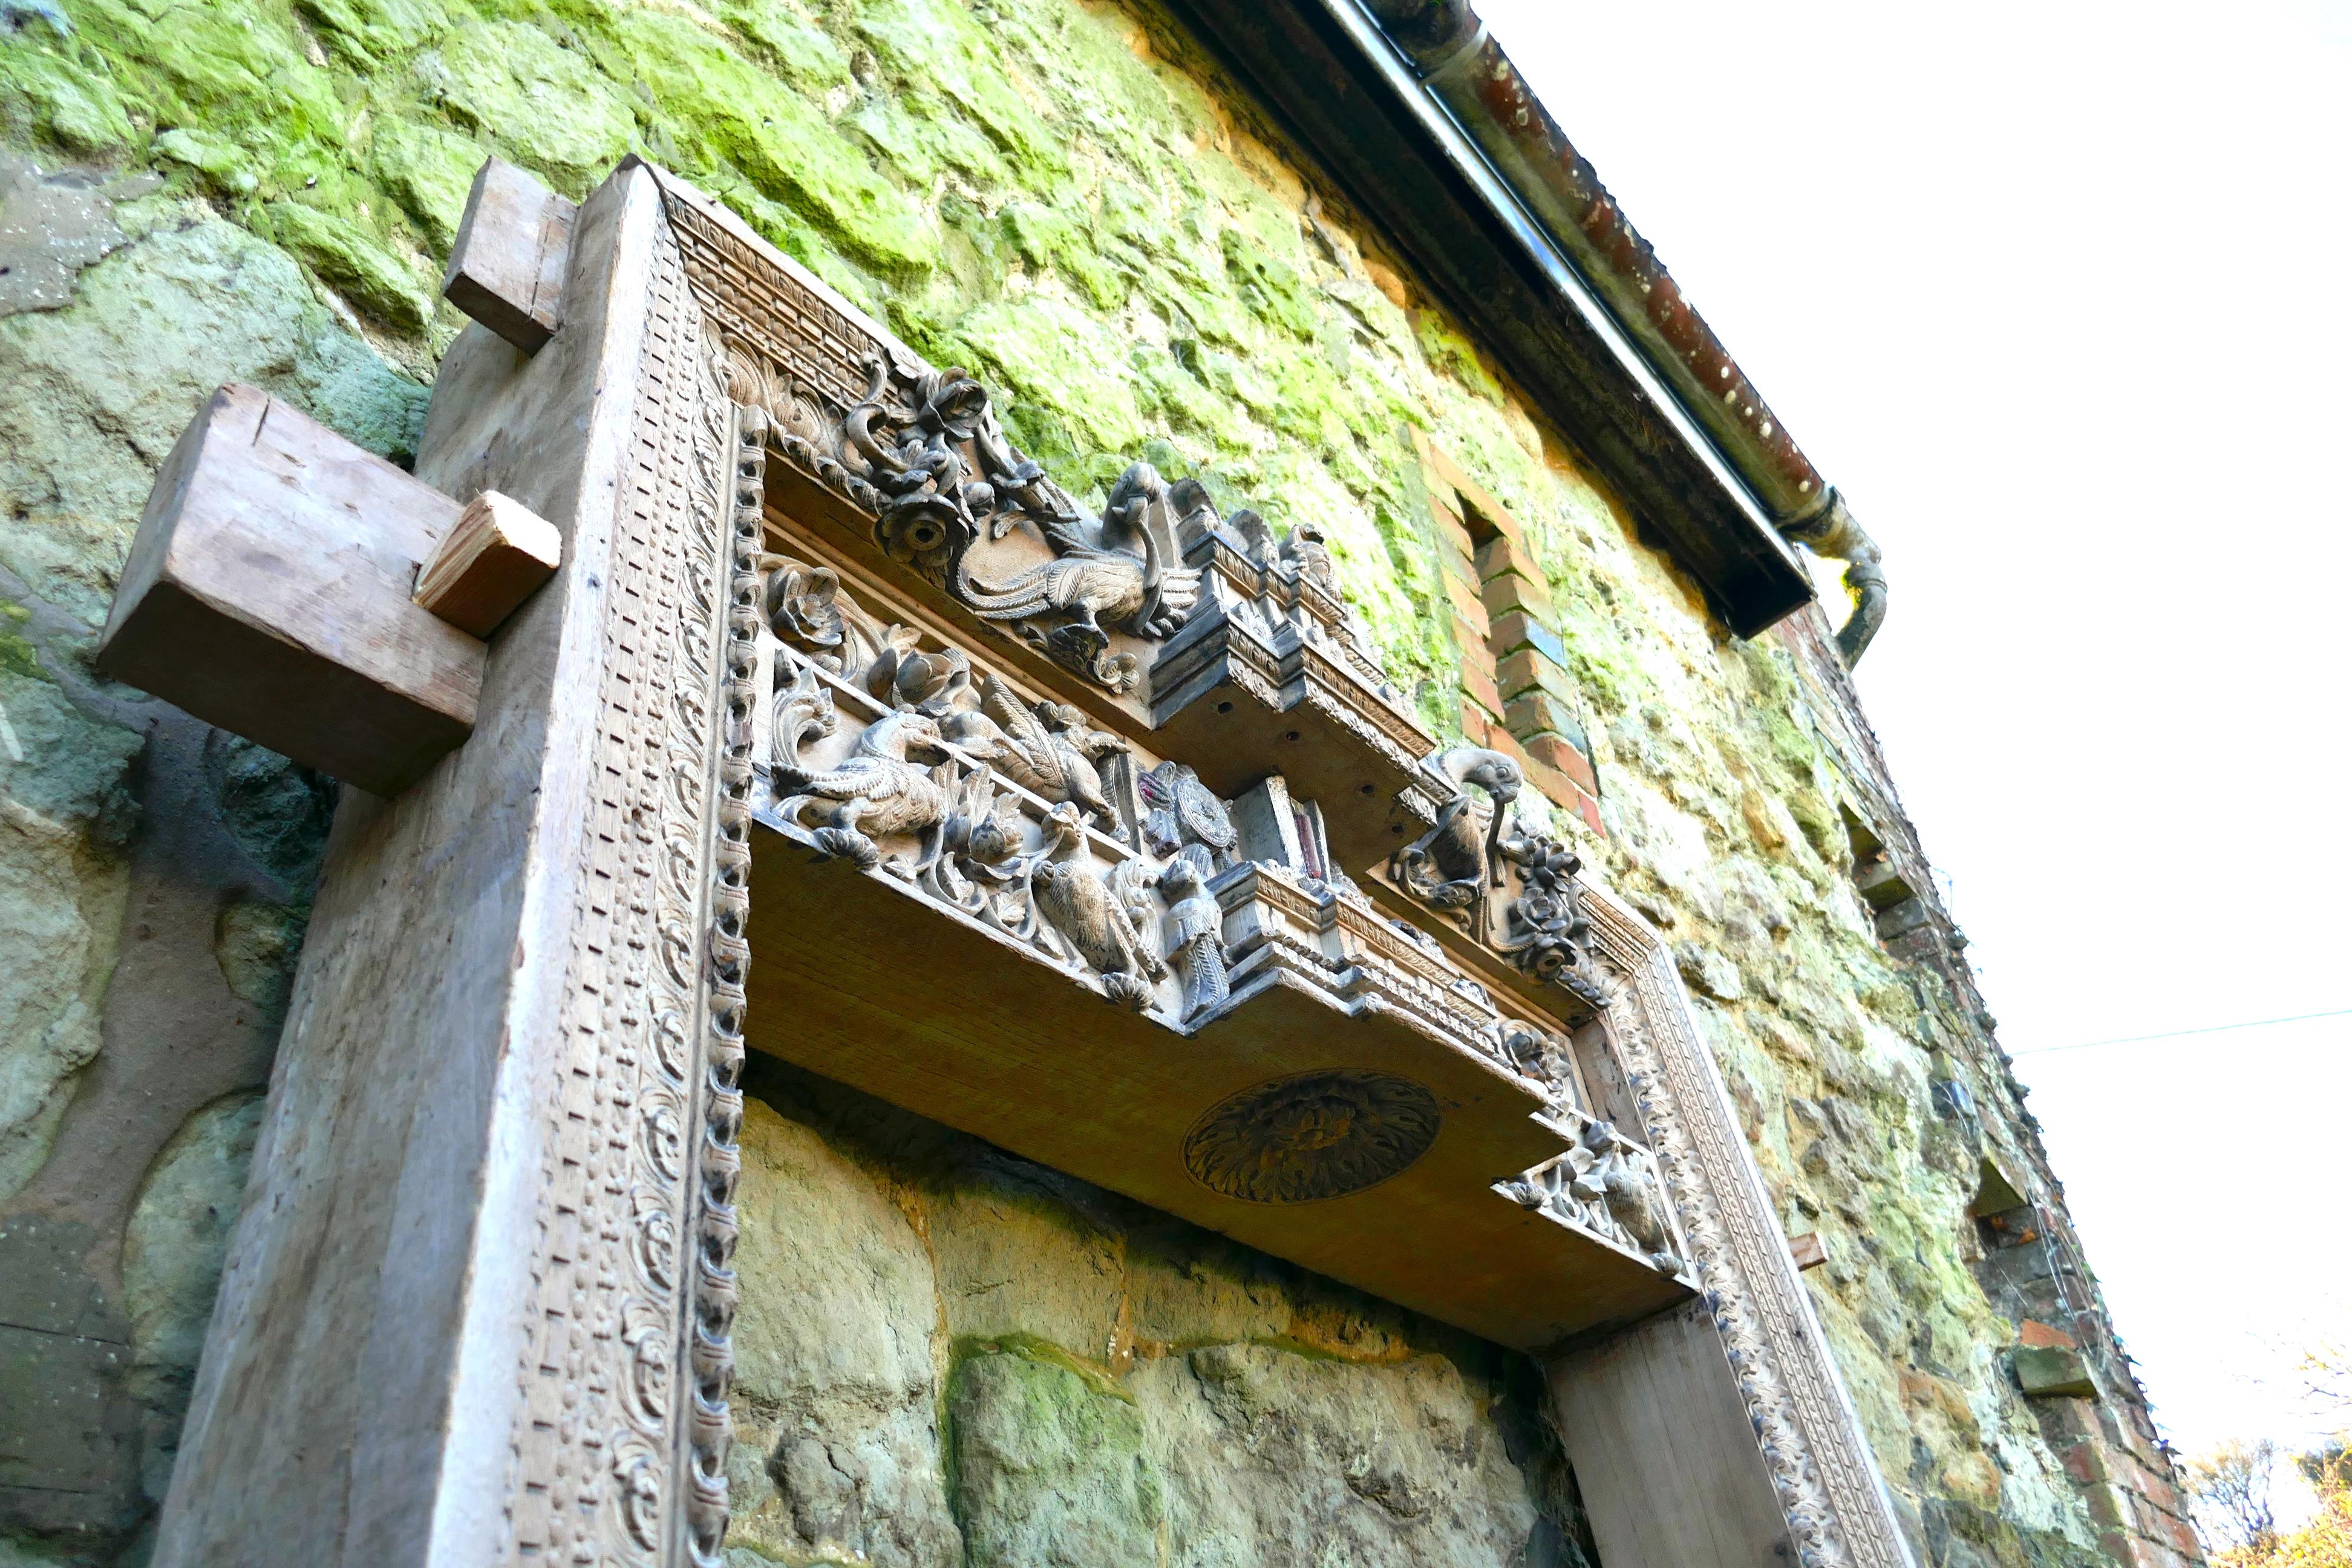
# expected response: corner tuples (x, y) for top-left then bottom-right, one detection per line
(509, 232), (737, 1567)
(1492, 824), (1611, 1008)
(1387, 746), (1612, 1010)
(1584, 893), (1916, 1568)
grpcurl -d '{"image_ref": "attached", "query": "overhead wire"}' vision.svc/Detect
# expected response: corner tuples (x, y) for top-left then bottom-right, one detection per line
(2009, 1007), (2352, 1057)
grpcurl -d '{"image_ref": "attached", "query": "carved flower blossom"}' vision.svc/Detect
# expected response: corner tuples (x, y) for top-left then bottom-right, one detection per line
(766, 563), (845, 663)
(866, 626), (972, 714)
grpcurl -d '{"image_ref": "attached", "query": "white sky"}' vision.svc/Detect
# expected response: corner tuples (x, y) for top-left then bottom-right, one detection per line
(1481, 0), (2352, 1495)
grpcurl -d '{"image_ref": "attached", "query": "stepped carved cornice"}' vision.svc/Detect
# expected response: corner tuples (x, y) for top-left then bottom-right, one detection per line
(652, 169), (1448, 875)
(743, 542), (1692, 1350)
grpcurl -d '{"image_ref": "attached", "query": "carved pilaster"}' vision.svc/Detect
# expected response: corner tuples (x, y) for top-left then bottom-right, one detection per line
(1583, 886), (1918, 1568)
(502, 214), (742, 1566)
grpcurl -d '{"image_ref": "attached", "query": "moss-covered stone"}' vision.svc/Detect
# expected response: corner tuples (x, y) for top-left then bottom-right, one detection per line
(0, 42), (137, 154)
(259, 198), (433, 329)
(367, 113), (480, 251)
(617, 10), (935, 276)
(419, 18), (633, 196)
(949, 1349), (1165, 1568)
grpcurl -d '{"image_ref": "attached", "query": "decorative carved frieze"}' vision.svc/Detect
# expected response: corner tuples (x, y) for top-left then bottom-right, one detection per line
(1582, 887), (1918, 1568)
(1501, 1109), (1689, 1278)
(506, 230), (735, 1567)
(746, 544), (1599, 1103)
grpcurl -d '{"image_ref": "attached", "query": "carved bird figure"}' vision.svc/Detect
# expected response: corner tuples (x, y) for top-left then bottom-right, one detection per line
(774, 709), (950, 873)
(958, 462), (1203, 662)
(1393, 746), (1523, 912)
(1158, 849), (1229, 1022)
(943, 675), (1126, 828)
(1029, 805), (1164, 1010)
(1571, 1119), (1681, 1273)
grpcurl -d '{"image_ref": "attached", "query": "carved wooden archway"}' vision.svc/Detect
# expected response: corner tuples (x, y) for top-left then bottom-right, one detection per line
(120, 160), (1918, 1568)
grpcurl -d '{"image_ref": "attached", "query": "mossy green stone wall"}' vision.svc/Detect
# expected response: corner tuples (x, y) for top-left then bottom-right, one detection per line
(0, 0), (2133, 1564)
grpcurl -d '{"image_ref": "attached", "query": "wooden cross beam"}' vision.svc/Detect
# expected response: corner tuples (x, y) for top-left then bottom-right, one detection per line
(96, 158), (568, 796)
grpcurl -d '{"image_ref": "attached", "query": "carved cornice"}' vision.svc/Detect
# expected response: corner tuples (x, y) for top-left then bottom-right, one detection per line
(650, 170), (1448, 868)
(1214, 858), (1504, 1053)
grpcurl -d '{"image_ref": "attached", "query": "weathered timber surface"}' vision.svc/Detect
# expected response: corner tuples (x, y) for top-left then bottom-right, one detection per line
(151, 165), (667, 1568)
(96, 383), (483, 797)
(442, 156), (575, 353)
(1547, 1299), (1794, 1568)
(413, 488), (561, 638)
(742, 825), (1689, 1353)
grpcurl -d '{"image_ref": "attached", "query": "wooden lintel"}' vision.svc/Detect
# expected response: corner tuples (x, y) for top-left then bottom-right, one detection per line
(97, 383), (485, 797)
(442, 157), (576, 353)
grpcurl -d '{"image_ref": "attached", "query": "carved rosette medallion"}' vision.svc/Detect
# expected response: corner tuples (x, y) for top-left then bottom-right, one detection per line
(1182, 1070), (1440, 1203)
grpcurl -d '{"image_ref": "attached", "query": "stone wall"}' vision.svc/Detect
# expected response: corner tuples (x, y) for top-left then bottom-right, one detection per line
(0, 0), (2187, 1563)
(724, 1058), (1595, 1568)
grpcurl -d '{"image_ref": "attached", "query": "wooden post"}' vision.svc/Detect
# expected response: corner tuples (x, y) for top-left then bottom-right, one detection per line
(151, 158), (737, 1568)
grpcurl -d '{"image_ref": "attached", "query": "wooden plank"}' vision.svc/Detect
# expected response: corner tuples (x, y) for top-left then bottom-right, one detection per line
(1548, 1300), (1795, 1567)
(441, 157), (575, 353)
(413, 489), (560, 637)
(96, 383), (483, 797)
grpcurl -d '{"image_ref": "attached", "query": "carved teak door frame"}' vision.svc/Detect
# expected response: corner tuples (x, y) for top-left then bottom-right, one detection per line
(149, 161), (1918, 1568)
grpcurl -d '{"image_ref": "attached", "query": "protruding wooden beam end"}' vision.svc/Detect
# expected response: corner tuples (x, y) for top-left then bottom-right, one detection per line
(96, 384), (483, 797)
(415, 490), (561, 638)
(442, 157), (575, 353)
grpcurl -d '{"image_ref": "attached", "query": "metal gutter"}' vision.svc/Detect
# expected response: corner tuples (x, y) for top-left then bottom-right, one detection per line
(1155, 0), (1884, 657)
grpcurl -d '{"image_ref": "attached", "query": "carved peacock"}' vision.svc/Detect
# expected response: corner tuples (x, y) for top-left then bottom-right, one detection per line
(958, 462), (1201, 688)
(943, 675), (1126, 829)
